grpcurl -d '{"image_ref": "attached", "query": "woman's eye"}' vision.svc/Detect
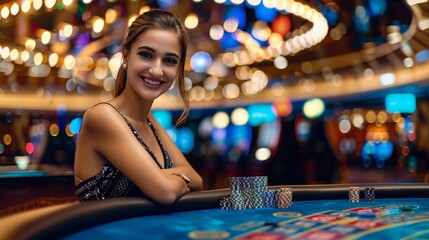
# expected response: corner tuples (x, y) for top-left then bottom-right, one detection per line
(164, 58), (178, 65)
(139, 51), (152, 59)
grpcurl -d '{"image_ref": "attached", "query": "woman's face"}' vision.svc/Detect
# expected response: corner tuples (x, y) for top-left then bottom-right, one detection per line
(124, 29), (181, 101)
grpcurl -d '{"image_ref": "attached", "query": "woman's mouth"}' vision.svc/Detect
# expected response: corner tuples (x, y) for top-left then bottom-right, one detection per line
(142, 77), (163, 88)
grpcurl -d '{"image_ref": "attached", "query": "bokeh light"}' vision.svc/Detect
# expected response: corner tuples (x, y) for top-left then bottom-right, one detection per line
(231, 108), (249, 126)
(190, 51), (212, 73)
(303, 98), (325, 119)
(213, 111), (230, 129)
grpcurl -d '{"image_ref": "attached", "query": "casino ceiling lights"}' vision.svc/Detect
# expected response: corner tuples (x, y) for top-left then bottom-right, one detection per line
(0, 0), (428, 111)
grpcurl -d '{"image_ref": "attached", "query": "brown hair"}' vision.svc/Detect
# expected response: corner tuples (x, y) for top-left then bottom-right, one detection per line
(114, 9), (189, 126)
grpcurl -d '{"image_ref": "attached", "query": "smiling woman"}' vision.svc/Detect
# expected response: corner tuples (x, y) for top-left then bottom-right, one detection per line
(124, 29), (180, 97)
(73, 9), (203, 205)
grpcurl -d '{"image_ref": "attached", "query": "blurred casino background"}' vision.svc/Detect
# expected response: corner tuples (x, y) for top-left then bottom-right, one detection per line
(1, 0), (429, 214)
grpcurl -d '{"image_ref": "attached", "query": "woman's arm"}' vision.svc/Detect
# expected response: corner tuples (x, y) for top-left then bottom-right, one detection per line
(75, 104), (190, 204)
(149, 113), (204, 191)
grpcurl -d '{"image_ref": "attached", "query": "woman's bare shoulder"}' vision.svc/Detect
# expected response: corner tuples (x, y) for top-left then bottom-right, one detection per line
(81, 103), (123, 134)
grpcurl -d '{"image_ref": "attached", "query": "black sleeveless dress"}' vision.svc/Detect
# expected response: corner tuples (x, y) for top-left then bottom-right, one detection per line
(75, 102), (174, 201)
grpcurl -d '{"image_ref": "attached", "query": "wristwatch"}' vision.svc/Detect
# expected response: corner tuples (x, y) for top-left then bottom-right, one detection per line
(172, 173), (190, 184)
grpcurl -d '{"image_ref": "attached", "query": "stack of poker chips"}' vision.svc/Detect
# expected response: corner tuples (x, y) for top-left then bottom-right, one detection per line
(231, 176), (268, 209)
(241, 177), (255, 209)
(229, 177), (244, 210)
(278, 187), (293, 208)
(364, 187), (375, 202)
(220, 176), (293, 210)
(349, 187), (360, 202)
(264, 189), (278, 208)
(219, 196), (232, 210)
(349, 186), (376, 202)
(252, 176), (268, 208)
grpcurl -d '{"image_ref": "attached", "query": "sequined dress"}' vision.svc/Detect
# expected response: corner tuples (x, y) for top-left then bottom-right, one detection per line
(75, 102), (174, 201)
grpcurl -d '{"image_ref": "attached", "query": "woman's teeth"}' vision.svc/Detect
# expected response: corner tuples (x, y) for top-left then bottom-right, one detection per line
(144, 78), (161, 85)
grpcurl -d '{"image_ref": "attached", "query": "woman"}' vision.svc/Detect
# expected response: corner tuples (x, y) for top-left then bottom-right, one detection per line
(74, 9), (203, 204)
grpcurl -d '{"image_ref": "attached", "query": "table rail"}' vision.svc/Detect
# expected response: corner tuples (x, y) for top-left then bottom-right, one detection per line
(5, 183), (429, 240)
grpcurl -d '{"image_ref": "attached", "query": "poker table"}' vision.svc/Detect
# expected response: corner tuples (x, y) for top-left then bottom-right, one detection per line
(1, 183), (429, 240)
(0, 164), (76, 217)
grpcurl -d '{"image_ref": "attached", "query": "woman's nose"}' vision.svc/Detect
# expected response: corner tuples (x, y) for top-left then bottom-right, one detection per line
(149, 59), (163, 77)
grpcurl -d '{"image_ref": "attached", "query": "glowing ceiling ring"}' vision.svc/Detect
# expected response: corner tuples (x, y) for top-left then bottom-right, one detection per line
(218, 0), (329, 67)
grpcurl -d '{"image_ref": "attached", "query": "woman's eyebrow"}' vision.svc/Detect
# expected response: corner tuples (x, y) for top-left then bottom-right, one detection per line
(137, 46), (179, 58)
